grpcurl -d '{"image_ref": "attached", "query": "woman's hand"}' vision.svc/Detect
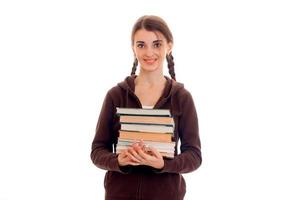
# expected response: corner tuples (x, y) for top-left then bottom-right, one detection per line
(117, 148), (141, 166)
(131, 142), (165, 169)
(118, 141), (165, 169)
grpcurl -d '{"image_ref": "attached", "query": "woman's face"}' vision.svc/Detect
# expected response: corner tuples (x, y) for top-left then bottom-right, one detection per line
(132, 29), (172, 73)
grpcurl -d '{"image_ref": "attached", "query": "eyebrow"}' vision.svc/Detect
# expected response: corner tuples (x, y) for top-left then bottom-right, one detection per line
(136, 40), (163, 44)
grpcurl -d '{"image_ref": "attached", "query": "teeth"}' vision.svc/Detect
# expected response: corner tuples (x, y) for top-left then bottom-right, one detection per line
(145, 59), (155, 62)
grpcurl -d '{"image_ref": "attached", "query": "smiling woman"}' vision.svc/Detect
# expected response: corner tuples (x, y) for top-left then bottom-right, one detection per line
(91, 15), (202, 200)
(130, 15), (175, 81)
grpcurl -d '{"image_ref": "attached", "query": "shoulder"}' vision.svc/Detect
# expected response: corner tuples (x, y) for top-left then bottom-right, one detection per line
(102, 76), (133, 107)
(172, 80), (193, 100)
(170, 80), (195, 115)
(107, 85), (123, 97)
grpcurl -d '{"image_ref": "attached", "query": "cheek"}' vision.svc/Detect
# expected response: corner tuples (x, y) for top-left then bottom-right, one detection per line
(156, 48), (167, 56)
(135, 51), (142, 58)
(159, 50), (167, 60)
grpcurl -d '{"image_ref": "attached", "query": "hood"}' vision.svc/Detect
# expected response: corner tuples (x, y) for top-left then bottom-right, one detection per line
(117, 75), (184, 112)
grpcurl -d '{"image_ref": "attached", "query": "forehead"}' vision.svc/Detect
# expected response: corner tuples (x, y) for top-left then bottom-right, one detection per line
(133, 29), (166, 42)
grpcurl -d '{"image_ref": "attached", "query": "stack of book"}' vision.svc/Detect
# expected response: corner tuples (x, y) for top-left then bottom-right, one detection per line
(116, 107), (175, 159)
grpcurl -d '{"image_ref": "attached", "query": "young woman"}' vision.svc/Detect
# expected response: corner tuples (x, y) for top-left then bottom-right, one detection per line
(91, 15), (202, 200)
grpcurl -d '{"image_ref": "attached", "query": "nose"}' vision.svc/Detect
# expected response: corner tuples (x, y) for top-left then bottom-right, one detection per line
(145, 46), (154, 57)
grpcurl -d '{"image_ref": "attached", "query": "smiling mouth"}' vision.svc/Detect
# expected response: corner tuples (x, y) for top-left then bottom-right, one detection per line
(144, 58), (157, 65)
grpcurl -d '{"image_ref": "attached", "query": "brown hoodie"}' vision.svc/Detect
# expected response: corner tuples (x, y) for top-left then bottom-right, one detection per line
(91, 75), (202, 200)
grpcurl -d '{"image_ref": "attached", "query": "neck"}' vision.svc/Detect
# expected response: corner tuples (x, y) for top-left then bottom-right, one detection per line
(135, 69), (166, 86)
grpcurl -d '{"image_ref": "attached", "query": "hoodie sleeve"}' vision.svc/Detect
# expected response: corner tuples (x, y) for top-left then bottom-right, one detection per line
(160, 91), (202, 174)
(90, 91), (131, 173)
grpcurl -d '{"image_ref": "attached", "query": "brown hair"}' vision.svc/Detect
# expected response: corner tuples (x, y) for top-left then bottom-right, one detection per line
(130, 15), (176, 81)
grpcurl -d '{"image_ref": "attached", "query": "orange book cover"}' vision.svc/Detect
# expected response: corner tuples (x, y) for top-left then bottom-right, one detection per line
(119, 131), (172, 142)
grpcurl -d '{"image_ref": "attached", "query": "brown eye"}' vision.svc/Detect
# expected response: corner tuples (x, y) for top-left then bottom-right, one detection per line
(137, 43), (144, 48)
(153, 43), (162, 48)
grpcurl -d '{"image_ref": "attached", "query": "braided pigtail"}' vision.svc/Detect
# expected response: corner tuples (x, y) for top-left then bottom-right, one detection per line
(166, 52), (176, 81)
(130, 58), (138, 76)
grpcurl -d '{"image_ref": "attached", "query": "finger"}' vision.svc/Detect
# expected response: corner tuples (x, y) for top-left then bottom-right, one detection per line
(132, 140), (139, 146)
(118, 150), (128, 158)
(128, 146), (144, 161)
(127, 161), (140, 166)
(132, 143), (143, 152)
(121, 157), (140, 166)
(126, 151), (141, 163)
(147, 146), (162, 158)
(136, 147), (151, 160)
(118, 154), (127, 160)
(138, 139), (144, 147)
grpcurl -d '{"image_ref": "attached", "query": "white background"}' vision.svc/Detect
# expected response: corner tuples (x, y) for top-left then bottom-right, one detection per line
(1, 0), (300, 199)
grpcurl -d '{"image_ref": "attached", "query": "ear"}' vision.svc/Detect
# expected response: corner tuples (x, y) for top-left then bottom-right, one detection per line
(167, 42), (173, 54)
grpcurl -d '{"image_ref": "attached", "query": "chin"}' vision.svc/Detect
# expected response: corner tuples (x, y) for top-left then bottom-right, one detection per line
(140, 65), (160, 72)
(140, 62), (162, 72)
